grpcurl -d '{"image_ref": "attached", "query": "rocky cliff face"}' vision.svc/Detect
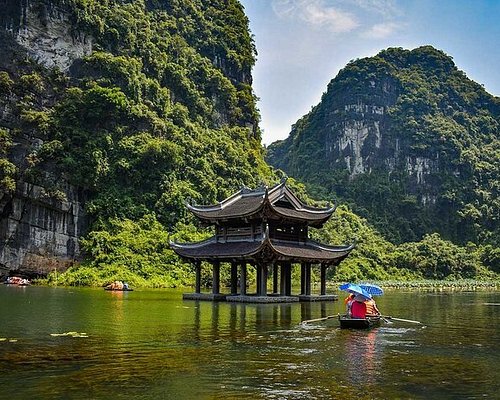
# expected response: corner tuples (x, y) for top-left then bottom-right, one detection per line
(1, 0), (93, 71)
(0, 0), (264, 276)
(267, 47), (500, 244)
(0, 1), (91, 275)
(0, 182), (85, 275)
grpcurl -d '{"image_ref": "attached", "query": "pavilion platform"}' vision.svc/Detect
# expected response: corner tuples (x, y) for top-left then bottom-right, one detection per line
(226, 294), (299, 303)
(183, 292), (338, 303)
(183, 293), (227, 301)
(298, 294), (338, 302)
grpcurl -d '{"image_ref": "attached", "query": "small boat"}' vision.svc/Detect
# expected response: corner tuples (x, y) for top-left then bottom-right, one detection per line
(4, 277), (30, 286)
(339, 314), (381, 329)
(104, 280), (132, 291)
(104, 286), (133, 291)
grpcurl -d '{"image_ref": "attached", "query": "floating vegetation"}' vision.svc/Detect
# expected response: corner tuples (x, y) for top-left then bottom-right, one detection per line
(352, 280), (499, 291)
(0, 338), (18, 343)
(50, 332), (88, 338)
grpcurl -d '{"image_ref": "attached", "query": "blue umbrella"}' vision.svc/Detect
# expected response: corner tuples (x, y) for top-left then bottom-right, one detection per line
(359, 283), (384, 296)
(339, 283), (372, 300)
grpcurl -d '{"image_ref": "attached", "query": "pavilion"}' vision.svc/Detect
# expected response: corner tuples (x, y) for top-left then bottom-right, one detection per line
(170, 179), (354, 303)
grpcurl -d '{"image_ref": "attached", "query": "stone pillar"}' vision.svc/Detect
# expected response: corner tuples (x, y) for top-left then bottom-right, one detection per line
(272, 263), (279, 294)
(195, 260), (201, 294)
(240, 262), (247, 295)
(280, 262), (286, 296)
(300, 263), (306, 295)
(285, 262), (292, 296)
(230, 262), (238, 295)
(212, 260), (220, 294)
(320, 263), (327, 295)
(305, 262), (311, 296)
(257, 263), (268, 296)
(256, 263), (262, 295)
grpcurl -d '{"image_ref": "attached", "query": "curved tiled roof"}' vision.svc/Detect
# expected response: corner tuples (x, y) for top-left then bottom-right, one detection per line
(170, 236), (354, 264)
(187, 179), (335, 227)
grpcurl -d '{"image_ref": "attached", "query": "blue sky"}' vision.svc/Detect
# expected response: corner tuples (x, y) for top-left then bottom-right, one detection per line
(240, 0), (500, 145)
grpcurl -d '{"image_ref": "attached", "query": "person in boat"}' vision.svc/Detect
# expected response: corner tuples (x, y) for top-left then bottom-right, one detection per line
(106, 280), (124, 290)
(123, 282), (129, 290)
(344, 293), (355, 317)
(364, 298), (380, 317)
(351, 295), (367, 319)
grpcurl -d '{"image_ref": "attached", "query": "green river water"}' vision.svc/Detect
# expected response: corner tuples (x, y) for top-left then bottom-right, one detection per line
(0, 285), (499, 399)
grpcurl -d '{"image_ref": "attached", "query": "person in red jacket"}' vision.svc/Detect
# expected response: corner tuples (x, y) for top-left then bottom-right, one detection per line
(351, 296), (367, 318)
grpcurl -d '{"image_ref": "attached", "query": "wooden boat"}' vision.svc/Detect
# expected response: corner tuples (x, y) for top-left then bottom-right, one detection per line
(339, 314), (381, 329)
(4, 277), (30, 286)
(104, 287), (133, 291)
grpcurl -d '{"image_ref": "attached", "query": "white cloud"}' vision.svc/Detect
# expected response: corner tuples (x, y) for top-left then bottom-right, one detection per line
(272, 0), (403, 37)
(272, 0), (359, 33)
(346, 0), (400, 18)
(362, 22), (401, 38)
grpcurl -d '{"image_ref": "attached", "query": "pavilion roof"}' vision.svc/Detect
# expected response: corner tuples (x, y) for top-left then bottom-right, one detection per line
(187, 179), (335, 227)
(169, 235), (354, 265)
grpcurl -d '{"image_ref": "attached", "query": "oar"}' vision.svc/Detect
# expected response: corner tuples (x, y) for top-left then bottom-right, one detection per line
(382, 315), (422, 325)
(301, 314), (338, 324)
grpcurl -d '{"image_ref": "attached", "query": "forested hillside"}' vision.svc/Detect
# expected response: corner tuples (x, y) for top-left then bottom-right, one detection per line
(268, 46), (500, 248)
(0, 0), (276, 282)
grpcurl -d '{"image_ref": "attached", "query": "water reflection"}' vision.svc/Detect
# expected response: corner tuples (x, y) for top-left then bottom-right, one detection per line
(345, 329), (379, 386)
(1, 287), (500, 399)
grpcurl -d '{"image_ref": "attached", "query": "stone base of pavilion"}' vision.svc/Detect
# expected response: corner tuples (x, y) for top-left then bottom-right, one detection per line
(182, 293), (339, 303)
(226, 294), (299, 303)
(298, 294), (338, 302)
(183, 293), (227, 301)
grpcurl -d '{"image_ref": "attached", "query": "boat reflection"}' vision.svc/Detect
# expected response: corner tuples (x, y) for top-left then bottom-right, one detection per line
(345, 329), (379, 386)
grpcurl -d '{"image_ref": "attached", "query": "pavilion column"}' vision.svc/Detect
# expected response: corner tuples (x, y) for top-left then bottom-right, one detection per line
(280, 263), (286, 296)
(195, 261), (201, 294)
(257, 263), (268, 296)
(230, 262), (238, 295)
(320, 263), (327, 295)
(305, 262), (311, 296)
(300, 263), (306, 295)
(240, 262), (247, 295)
(285, 262), (292, 296)
(212, 261), (220, 294)
(254, 264), (262, 296)
(272, 262), (279, 294)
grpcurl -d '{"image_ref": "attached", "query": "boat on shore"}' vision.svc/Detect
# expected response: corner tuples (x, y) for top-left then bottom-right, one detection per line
(339, 315), (381, 329)
(4, 276), (30, 286)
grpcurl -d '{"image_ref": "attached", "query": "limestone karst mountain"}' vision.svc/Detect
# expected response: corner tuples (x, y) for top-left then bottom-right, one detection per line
(267, 46), (500, 245)
(0, 0), (270, 274)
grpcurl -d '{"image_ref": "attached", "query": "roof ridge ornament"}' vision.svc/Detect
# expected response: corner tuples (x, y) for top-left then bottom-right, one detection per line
(263, 223), (270, 241)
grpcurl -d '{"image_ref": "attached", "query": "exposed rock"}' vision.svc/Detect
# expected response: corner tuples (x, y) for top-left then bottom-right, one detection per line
(0, 181), (86, 276)
(2, 0), (92, 72)
(0, 0), (91, 277)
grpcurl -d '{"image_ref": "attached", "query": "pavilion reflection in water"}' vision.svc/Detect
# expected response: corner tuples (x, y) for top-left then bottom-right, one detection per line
(189, 301), (333, 340)
(170, 179), (354, 303)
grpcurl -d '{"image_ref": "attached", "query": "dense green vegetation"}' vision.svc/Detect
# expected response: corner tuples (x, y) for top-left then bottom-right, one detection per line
(1, 0), (275, 286)
(267, 46), (500, 248)
(1, 4), (498, 286)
